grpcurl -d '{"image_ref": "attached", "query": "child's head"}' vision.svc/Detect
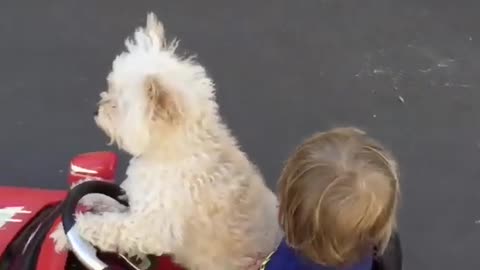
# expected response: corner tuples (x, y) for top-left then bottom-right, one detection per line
(278, 127), (399, 267)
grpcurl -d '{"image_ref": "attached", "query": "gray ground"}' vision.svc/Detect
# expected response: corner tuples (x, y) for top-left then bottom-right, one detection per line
(1, 0), (479, 269)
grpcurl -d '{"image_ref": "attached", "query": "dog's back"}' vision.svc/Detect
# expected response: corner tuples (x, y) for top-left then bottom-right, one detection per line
(172, 145), (282, 270)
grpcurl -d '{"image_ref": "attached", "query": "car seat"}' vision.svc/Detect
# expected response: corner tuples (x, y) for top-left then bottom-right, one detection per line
(372, 231), (402, 270)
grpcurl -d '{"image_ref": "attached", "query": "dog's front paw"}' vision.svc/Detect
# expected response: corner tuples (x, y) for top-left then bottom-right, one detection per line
(80, 193), (128, 213)
(49, 223), (71, 253)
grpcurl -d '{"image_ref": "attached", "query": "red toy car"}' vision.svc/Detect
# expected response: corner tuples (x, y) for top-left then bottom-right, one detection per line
(0, 151), (183, 270)
(0, 151), (402, 270)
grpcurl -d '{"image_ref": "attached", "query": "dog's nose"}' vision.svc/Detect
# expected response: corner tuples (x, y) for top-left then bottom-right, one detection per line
(94, 108), (99, 116)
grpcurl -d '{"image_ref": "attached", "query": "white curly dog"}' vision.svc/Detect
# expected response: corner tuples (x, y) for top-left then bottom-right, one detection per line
(50, 12), (282, 270)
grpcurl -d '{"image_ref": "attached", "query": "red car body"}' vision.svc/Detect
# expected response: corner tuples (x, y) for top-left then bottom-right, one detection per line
(0, 151), (181, 270)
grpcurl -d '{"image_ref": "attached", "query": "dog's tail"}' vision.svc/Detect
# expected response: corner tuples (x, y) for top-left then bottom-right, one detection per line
(125, 12), (178, 53)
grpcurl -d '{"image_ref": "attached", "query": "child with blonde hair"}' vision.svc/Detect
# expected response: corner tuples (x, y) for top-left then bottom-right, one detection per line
(258, 127), (400, 270)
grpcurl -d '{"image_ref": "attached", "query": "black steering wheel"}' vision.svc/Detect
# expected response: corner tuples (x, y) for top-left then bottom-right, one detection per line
(62, 180), (129, 270)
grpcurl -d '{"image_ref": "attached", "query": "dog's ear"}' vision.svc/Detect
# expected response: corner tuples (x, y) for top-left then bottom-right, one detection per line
(145, 75), (182, 123)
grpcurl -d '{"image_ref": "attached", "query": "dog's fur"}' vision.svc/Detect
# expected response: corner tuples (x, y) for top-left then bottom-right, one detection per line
(50, 13), (282, 270)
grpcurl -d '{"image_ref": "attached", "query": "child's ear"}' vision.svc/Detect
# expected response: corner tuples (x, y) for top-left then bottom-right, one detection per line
(145, 75), (182, 123)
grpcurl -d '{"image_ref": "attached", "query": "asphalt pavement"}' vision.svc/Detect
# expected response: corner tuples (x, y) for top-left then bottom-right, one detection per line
(1, 0), (480, 269)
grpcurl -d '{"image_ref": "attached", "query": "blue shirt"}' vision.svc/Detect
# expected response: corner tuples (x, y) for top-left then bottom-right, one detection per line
(261, 239), (373, 270)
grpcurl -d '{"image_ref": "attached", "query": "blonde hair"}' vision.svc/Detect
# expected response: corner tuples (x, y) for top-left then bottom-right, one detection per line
(278, 127), (400, 267)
